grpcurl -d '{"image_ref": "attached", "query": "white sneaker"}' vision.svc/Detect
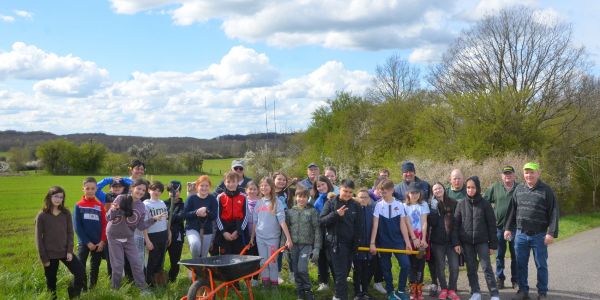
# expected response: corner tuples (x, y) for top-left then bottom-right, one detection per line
(469, 292), (481, 300)
(373, 282), (387, 294)
(347, 276), (353, 282)
(278, 276), (284, 285)
(332, 297), (341, 300)
(490, 296), (500, 300)
(317, 283), (329, 291)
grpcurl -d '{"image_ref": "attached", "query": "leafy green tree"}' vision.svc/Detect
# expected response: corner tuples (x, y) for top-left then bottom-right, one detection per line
(36, 139), (79, 174)
(72, 141), (108, 173)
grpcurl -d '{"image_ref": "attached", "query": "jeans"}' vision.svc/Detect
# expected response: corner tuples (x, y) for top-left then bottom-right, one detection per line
(77, 243), (103, 288)
(515, 230), (548, 294)
(330, 242), (354, 300)
(431, 243), (459, 291)
(290, 244), (313, 292)
(496, 228), (518, 283)
(379, 252), (410, 294)
(463, 243), (498, 296)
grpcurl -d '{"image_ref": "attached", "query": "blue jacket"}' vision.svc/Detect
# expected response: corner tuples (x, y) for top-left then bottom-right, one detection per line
(355, 203), (375, 260)
(313, 193), (328, 214)
(73, 197), (107, 245)
(96, 177), (133, 204)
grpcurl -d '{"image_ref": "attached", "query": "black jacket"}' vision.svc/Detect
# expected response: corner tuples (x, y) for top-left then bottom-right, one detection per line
(319, 196), (363, 247)
(428, 197), (460, 247)
(164, 197), (185, 241)
(454, 176), (498, 249)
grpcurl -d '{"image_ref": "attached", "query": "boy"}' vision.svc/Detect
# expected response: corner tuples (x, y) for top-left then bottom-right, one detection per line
(216, 171), (249, 254)
(354, 188), (376, 300)
(369, 179), (414, 300)
(320, 179), (363, 300)
(143, 181), (170, 285)
(285, 188), (322, 300)
(74, 177), (107, 289)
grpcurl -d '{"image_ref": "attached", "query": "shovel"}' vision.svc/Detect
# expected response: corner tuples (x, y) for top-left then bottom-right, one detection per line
(152, 181), (179, 286)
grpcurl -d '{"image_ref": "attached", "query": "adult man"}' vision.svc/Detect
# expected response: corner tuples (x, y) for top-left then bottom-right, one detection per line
(393, 161), (430, 202)
(484, 166), (519, 290)
(214, 160), (252, 195)
(504, 162), (559, 300)
(300, 162), (320, 191)
(446, 169), (466, 201)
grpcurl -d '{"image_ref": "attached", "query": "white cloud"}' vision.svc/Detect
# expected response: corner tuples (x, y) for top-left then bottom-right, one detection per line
(1, 15), (15, 23)
(14, 10), (33, 20)
(465, 0), (537, 20)
(0, 44), (372, 137)
(0, 42), (109, 97)
(408, 45), (445, 64)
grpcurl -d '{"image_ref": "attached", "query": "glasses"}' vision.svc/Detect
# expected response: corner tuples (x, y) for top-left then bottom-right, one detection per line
(233, 167), (244, 171)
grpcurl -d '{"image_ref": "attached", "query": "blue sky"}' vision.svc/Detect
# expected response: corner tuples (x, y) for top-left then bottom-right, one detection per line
(1, 0), (598, 138)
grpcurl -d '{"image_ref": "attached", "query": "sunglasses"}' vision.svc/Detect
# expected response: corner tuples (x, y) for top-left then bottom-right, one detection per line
(233, 167), (244, 171)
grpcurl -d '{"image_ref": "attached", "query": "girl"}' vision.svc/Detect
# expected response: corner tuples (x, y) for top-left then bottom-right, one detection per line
(106, 179), (166, 291)
(253, 177), (293, 288)
(309, 175), (335, 292)
(429, 183), (460, 300)
(184, 175), (218, 259)
(455, 176), (499, 300)
(35, 186), (86, 299)
(273, 171), (296, 283)
(405, 182), (430, 300)
(143, 181), (169, 285)
(164, 180), (185, 282)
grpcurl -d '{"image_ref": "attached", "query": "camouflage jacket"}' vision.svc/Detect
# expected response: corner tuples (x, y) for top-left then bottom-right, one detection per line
(284, 205), (322, 250)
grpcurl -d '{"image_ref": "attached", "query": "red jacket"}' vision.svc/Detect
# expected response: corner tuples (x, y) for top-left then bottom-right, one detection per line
(216, 191), (248, 233)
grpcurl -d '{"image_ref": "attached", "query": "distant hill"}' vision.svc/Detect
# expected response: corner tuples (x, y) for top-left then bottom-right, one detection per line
(0, 130), (294, 157)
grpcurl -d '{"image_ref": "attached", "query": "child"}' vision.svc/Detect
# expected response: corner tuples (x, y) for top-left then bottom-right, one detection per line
(320, 179), (363, 300)
(454, 176), (499, 300)
(164, 180), (185, 282)
(310, 175), (336, 292)
(404, 182), (430, 300)
(73, 177), (107, 289)
(143, 181), (169, 285)
(428, 182), (460, 300)
(184, 176), (218, 258)
(96, 178), (129, 278)
(106, 179), (166, 291)
(215, 171), (249, 255)
(369, 179), (413, 300)
(285, 188), (321, 300)
(273, 171), (296, 283)
(353, 188), (376, 300)
(36, 186), (86, 299)
(253, 177), (293, 288)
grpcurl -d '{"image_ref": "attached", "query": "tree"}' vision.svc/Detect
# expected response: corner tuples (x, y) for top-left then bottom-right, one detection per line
(367, 53), (420, 102)
(430, 6), (588, 135)
(128, 142), (158, 162)
(72, 141), (108, 173)
(180, 149), (205, 173)
(36, 139), (79, 174)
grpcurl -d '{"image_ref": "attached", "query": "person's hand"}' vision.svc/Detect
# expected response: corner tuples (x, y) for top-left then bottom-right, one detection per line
(369, 244), (377, 255)
(196, 207), (207, 217)
(167, 230), (172, 247)
(96, 241), (105, 252)
(454, 245), (462, 254)
(420, 239), (428, 248)
(66, 253), (73, 262)
(285, 239), (293, 250)
(43, 261), (50, 267)
(111, 202), (120, 210)
(153, 212), (167, 221)
(310, 248), (320, 264)
(405, 242), (413, 252)
(504, 230), (512, 241)
(146, 241), (154, 251)
(489, 249), (495, 256)
(223, 232), (232, 241)
(231, 231), (239, 240)
(87, 242), (97, 251)
(544, 234), (554, 245)
(336, 205), (348, 216)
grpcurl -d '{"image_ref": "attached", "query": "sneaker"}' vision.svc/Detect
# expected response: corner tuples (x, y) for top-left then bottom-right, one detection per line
(469, 292), (481, 300)
(305, 290), (315, 300)
(347, 276), (353, 282)
(497, 278), (505, 289)
(278, 276), (284, 285)
(438, 289), (448, 299)
(491, 296), (500, 300)
(537, 294), (547, 299)
(354, 294), (363, 300)
(512, 290), (530, 300)
(374, 282), (387, 294)
(512, 281), (519, 289)
(388, 293), (401, 300)
(428, 284), (439, 297)
(333, 297), (341, 300)
(447, 290), (460, 300)
(317, 283), (329, 292)
(394, 290), (410, 300)
(362, 293), (374, 300)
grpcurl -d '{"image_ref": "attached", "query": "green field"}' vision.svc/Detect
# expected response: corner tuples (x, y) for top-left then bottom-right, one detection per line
(1, 163), (599, 299)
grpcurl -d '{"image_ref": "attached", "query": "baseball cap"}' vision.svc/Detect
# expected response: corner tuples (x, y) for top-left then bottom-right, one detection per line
(307, 162), (319, 169)
(231, 160), (244, 169)
(401, 161), (416, 173)
(523, 162), (540, 171)
(502, 165), (515, 173)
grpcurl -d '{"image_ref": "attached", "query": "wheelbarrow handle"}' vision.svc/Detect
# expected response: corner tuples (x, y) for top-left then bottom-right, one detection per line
(239, 243), (252, 255)
(357, 246), (424, 257)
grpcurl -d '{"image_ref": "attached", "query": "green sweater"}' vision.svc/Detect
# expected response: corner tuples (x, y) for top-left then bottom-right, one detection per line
(484, 181), (518, 228)
(446, 185), (467, 202)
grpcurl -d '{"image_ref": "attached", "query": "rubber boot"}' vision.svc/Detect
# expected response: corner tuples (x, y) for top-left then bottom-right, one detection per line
(410, 283), (418, 300)
(417, 283), (424, 300)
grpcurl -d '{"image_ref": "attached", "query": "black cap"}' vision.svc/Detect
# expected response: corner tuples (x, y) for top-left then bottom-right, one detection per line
(110, 180), (125, 188)
(307, 162), (318, 168)
(401, 161), (415, 173)
(502, 165), (515, 174)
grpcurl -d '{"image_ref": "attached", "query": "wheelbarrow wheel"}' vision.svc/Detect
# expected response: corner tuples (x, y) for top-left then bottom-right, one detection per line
(186, 279), (211, 300)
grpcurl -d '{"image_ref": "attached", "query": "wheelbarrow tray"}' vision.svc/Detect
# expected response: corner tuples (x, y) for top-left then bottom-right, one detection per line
(179, 255), (262, 282)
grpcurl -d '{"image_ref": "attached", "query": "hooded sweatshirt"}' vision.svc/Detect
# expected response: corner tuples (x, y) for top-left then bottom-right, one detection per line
(454, 176), (498, 249)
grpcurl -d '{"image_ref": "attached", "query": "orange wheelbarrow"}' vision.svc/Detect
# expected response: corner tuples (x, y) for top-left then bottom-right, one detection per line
(179, 244), (287, 300)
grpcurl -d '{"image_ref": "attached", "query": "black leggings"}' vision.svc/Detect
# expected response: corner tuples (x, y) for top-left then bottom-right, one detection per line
(44, 256), (86, 299)
(409, 256), (426, 283)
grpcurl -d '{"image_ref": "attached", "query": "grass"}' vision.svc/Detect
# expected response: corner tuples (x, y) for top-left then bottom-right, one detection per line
(1, 165), (599, 299)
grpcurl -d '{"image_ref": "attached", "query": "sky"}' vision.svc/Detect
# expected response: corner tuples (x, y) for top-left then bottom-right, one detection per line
(0, 0), (598, 139)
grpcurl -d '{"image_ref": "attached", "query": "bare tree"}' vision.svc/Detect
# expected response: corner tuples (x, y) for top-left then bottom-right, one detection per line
(430, 6), (588, 128)
(367, 53), (420, 102)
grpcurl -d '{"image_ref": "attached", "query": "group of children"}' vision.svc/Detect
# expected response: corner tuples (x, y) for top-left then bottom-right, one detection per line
(35, 160), (502, 300)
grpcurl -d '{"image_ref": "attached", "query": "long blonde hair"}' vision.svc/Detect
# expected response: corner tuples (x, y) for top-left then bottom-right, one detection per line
(260, 177), (277, 214)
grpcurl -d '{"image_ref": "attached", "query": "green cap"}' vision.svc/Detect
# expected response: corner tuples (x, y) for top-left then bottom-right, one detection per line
(523, 162), (540, 170)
